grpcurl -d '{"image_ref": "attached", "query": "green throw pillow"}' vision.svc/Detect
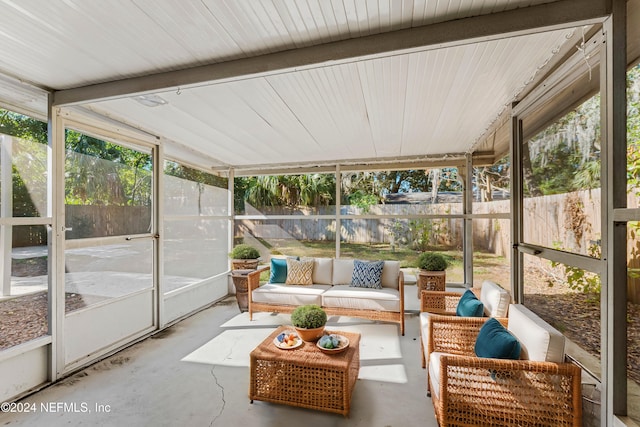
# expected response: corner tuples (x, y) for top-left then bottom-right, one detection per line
(474, 318), (522, 359)
(456, 289), (484, 317)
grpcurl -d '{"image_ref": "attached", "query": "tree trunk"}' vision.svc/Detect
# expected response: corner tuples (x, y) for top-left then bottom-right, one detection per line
(521, 142), (543, 196)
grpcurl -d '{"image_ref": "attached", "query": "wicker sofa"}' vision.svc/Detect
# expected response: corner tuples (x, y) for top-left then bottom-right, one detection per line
(246, 257), (405, 335)
(426, 304), (582, 427)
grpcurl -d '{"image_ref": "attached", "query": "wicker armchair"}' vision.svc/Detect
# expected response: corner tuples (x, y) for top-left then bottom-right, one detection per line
(419, 281), (510, 368)
(426, 311), (582, 427)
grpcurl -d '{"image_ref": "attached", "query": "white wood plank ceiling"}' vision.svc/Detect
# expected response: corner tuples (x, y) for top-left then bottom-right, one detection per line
(0, 0), (604, 172)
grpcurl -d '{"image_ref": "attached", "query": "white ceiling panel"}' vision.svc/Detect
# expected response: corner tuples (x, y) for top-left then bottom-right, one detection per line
(0, 0), (560, 89)
(0, 0), (608, 173)
(82, 26), (575, 170)
(0, 74), (48, 118)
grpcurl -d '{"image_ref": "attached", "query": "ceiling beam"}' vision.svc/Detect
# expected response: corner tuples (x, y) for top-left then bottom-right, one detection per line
(218, 152), (496, 177)
(53, 0), (609, 107)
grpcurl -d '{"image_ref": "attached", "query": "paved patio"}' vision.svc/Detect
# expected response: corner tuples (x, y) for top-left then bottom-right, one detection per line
(0, 285), (441, 427)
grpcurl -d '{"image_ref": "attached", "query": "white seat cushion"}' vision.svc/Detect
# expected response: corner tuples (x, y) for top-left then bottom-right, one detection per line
(479, 280), (510, 317)
(321, 285), (400, 312)
(507, 304), (565, 363)
(252, 283), (330, 306)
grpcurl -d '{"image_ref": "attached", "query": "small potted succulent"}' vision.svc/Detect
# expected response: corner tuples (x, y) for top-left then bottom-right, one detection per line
(417, 252), (449, 296)
(291, 304), (327, 342)
(229, 244), (261, 270)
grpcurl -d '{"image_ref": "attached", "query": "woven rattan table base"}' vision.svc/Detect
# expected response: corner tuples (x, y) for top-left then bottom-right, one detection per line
(249, 326), (360, 416)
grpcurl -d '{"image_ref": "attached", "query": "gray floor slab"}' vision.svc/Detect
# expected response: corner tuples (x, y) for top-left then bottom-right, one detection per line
(0, 295), (438, 427)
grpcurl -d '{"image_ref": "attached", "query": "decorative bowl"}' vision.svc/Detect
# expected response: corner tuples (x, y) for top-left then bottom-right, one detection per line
(273, 330), (302, 350)
(316, 334), (349, 354)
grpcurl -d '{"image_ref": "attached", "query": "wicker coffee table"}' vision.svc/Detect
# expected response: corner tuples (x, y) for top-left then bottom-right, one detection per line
(249, 326), (360, 416)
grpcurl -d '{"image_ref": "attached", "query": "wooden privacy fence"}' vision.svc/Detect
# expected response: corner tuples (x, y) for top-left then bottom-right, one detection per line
(236, 190), (640, 301)
(236, 189), (636, 255)
(236, 204), (464, 248)
(12, 205), (152, 247)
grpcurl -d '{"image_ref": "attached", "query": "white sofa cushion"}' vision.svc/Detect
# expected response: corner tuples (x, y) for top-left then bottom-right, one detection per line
(321, 285), (400, 312)
(380, 261), (400, 289)
(333, 258), (355, 285)
(252, 283), (330, 306)
(312, 257), (333, 285)
(480, 280), (510, 317)
(507, 304), (565, 363)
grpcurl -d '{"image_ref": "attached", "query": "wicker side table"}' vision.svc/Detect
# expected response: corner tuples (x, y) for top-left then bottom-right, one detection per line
(249, 326), (360, 416)
(417, 270), (446, 297)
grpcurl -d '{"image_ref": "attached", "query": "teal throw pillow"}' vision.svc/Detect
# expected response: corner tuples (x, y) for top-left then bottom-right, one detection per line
(474, 318), (521, 360)
(456, 289), (484, 317)
(269, 258), (288, 283)
(350, 260), (384, 289)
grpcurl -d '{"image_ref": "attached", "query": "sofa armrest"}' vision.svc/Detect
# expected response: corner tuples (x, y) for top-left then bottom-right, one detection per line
(428, 315), (508, 357)
(436, 354), (582, 426)
(247, 266), (270, 291)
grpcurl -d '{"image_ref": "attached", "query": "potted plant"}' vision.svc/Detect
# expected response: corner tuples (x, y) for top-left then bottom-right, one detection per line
(417, 252), (449, 296)
(291, 304), (327, 342)
(229, 243), (261, 312)
(229, 243), (261, 270)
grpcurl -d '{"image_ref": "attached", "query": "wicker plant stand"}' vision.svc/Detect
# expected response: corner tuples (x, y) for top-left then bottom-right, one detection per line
(249, 326), (360, 416)
(417, 270), (446, 297)
(231, 269), (253, 312)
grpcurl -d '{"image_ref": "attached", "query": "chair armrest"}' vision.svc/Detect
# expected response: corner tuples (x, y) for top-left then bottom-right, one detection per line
(428, 315), (508, 357)
(437, 355), (582, 426)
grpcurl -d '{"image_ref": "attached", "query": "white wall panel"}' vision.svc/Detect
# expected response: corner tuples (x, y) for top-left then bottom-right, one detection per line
(0, 345), (48, 403)
(163, 275), (228, 325)
(64, 291), (154, 366)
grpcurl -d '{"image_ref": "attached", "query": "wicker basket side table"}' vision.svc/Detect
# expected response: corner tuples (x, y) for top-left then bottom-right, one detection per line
(249, 326), (360, 416)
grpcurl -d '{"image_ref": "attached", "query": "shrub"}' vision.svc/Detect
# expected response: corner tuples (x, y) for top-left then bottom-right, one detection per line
(418, 252), (448, 271)
(229, 244), (260, 259)
(291, 305), (327, 329)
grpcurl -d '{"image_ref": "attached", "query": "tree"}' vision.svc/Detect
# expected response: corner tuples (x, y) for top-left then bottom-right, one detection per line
(474, 156), (510, 202)
(0, 110), (48, 217)
(524, 94), (601, 196)
(65, 129), (152, 206)
(236, 174), (336, 211)
(0, 109), (47, 144)
(341, 168), (461, 205)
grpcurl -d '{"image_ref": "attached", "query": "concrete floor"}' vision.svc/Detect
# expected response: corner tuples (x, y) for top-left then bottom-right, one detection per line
(0, 288), (439, 427)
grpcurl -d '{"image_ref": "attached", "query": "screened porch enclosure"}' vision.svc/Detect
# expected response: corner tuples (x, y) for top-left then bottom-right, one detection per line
(0, 0), (639, 425)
